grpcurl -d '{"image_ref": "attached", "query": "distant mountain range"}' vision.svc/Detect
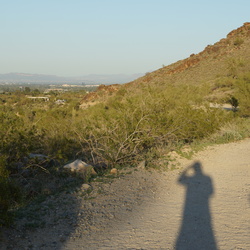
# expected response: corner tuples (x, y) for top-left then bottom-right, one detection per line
(0, 72), (144, 84)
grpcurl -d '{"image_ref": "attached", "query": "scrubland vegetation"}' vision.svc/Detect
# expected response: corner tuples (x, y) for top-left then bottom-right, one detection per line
(1, 72), (250, 226)
(1, 23), (250, 226)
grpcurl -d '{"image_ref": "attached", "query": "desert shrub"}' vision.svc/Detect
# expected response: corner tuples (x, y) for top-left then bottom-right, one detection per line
(0, 156), (22, 226)
(0, 110), (43, 165)
(214, 77), (235, 89)
(233, 37), (244, 46)
(234, 73), (250, 116)
(32, 110), (81, 161)
(74, 83), (230, 166)
(227, 57), (245, 78)
(227, 96), (239, 111)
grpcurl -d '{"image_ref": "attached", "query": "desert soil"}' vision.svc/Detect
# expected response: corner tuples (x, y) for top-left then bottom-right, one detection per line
(1, 139), (250, 250)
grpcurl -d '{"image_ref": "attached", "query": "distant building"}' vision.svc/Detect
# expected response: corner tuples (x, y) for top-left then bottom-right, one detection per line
(55, 99), (66, 105)
(44, 88), (66, 94)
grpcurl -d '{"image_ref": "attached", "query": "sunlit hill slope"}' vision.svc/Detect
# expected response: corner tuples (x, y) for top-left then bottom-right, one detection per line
(81, 22), (250, 106)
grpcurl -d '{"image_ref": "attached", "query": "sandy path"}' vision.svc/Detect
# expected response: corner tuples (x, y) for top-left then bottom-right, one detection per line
(64, 139), (250, 250)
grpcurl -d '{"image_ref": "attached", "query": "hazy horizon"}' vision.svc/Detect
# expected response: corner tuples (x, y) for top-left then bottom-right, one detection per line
(0, 72), (144, 77)
(0, 72), (145, 84)
(1, 1), (249, 77)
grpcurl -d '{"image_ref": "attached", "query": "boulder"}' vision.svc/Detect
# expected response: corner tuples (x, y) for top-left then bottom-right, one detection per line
(63, 160), (97, 179)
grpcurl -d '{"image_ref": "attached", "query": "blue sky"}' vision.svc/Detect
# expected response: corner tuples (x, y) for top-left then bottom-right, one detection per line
(1, 0), (249, 76)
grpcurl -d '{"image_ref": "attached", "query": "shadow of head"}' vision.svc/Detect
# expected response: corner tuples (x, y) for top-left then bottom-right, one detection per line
(193, 161), (202, 174)
(182, 161), (203, 178)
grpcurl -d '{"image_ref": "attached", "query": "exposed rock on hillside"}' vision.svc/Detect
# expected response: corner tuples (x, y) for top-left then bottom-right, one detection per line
(227, 22), (250, 38)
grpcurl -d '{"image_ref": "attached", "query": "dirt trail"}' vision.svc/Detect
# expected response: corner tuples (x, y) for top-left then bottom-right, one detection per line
(64, 139), (250, 250)
(1, 139), (250, 250)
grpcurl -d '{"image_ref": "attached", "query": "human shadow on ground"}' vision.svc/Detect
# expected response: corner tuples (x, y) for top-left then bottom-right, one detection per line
(175, 161), (217, 250)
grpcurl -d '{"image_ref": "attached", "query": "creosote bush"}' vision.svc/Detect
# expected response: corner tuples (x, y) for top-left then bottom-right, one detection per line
(0, 156), (22, 226)
(234, 73), (250, 116)
(0, 77), (246, 225)
(73, 83), (230, 166)
(233, 37), (244, 46)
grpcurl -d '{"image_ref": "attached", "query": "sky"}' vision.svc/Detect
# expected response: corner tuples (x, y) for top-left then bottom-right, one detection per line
(1, 0), (249, 77)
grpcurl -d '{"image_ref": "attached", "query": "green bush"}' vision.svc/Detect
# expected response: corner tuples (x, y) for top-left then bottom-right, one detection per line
(74, 83), (230, 166)
(227, 96), (239, 111)
(227, 57), (245, 78)
(234, 73), (250, 116)
(0, 156), (22, 226)
(0, 110), (43, 164)
(233, 37), (244, 46)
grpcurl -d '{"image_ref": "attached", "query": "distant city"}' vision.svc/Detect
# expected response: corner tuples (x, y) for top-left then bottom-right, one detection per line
(0, 72), (143, 85)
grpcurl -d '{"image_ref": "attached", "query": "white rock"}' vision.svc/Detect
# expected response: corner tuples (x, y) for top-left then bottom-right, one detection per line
(63, 159), (97, 178)
(82, 184), (91, 190)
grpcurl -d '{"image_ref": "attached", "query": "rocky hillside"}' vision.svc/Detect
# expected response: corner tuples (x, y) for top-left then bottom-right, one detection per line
(81, 22), (250, 106)
(128, 22), (250, 85)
